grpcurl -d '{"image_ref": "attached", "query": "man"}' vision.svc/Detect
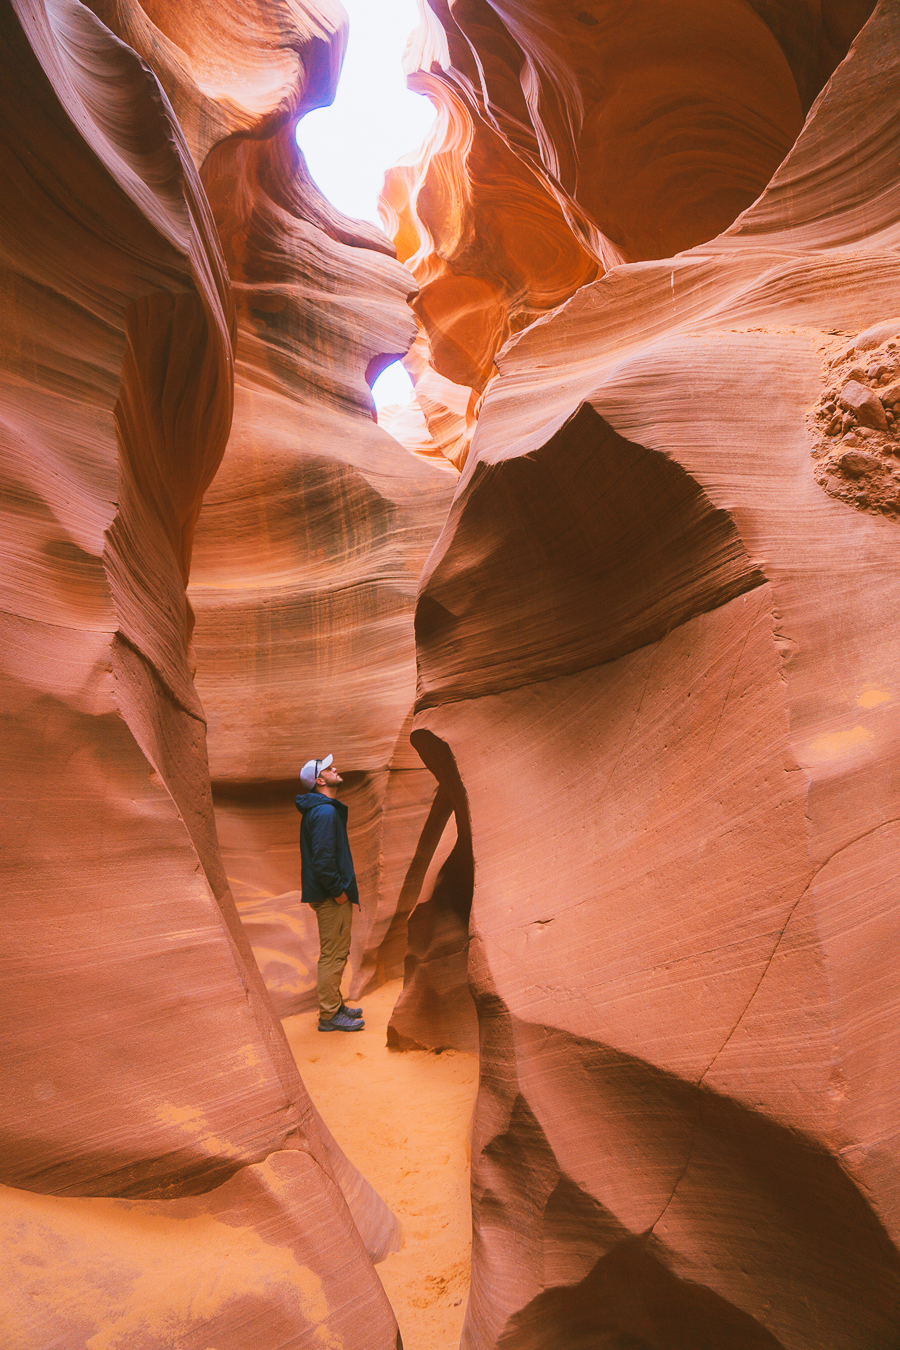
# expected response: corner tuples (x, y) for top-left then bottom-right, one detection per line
(296, 754), (365, 1032)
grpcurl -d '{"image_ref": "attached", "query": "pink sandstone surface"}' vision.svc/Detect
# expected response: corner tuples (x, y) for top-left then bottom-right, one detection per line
(188, 115), (455, 1019)
(383, 0), (880, 473)
(392, 1), (900, 1347)
(5, 0), (900, 1345)
(0, 0), (408, 1344)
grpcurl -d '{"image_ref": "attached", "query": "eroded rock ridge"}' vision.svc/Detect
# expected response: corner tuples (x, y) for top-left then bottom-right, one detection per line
(4, 0), (900, 1347)
(394, 3), (900, 1348)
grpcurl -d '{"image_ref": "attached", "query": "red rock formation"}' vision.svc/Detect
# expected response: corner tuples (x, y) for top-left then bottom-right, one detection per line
(8, 0), (900, 1342)
(188, 120), (455, 1017)
(387, 789), (479, 1056)
(0, 1), (402, 1343)
(399, 1), (900, 1345)
(386, 0), (876, 471)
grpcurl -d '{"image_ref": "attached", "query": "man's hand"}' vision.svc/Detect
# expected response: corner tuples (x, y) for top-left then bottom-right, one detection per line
(333, 892), (348, 905)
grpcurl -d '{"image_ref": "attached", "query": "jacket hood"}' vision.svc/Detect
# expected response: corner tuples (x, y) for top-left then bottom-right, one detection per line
(295, 791), (347, 819)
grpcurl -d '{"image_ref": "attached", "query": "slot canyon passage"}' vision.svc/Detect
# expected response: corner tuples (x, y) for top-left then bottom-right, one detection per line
(6, 0), (900, 1346)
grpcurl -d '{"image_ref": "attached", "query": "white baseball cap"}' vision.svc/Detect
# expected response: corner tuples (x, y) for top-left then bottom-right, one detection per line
(299, 753), (333, 787)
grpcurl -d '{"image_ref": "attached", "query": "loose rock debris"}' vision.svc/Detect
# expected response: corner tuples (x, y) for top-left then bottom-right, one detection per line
(810, 326), (900, 518)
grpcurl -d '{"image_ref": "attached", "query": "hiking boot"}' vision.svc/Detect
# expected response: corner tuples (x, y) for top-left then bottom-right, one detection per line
(318, 1009), (365, 1032)
(339, 1001), (362, 1018)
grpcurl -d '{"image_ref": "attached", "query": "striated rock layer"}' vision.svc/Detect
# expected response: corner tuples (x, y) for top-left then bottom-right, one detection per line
(188, 116), (455, 1017)
(399, 1), (900, 1346)
(8, 0), (900, 1343)
(384, 0), (876, 470)
(0, 1), (404, 1345)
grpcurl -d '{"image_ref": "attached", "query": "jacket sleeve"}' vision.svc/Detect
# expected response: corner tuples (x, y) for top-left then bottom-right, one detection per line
(307, 806), (345, 897)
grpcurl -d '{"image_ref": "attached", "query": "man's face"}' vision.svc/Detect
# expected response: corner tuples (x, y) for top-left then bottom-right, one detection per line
(319, 763), (342, 786)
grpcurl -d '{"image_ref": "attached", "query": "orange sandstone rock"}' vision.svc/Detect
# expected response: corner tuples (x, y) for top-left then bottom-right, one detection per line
(8, 0), (900, 1343)
(385, 0), (873, 473)
(86, 0), (455, 1027)
(403, 1), (900, 1345)
(838, 377), (888, 430)
(0, 1), (401, 1344)
(186, 94), (456, 1018)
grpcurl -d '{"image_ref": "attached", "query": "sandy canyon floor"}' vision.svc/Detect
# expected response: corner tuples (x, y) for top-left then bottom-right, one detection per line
(283, 980), (479, 1350)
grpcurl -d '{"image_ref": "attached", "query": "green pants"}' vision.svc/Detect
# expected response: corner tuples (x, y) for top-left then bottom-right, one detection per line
(314, 898), (353, 1018)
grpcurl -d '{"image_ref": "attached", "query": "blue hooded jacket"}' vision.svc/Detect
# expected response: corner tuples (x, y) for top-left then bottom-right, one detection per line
(295, 791), (359, 906)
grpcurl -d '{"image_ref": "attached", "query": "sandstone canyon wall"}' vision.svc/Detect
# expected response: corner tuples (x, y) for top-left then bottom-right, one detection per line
(382, 0), (882, 472)
(0, 1), (418, 1344)
(187, 114), (455, 1019)
(392, 1), (900, 1347)
(6, 0), (900, 1346)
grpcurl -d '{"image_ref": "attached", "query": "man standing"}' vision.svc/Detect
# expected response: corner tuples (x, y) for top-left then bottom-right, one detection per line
(296, 755), (365, 1032)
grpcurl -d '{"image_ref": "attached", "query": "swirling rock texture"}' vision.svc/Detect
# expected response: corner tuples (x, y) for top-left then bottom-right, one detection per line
(9, 0), (900, 1345)
(395, 0), (900, 1346)
(383, 0), (880, 472)
(0, 1), (407, 1345)
(188, 111), (456, 1021)
(80, 0), (454, 1011)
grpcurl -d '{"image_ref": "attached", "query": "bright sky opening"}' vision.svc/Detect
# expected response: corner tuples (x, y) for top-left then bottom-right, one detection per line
(296, 0), (434, 225)
(296, 0), (433, 412)
(371, 360), (416, 409)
